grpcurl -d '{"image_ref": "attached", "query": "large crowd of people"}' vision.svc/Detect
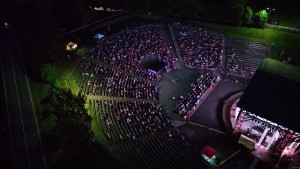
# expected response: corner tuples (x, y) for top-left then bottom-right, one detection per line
(74, 24), (178, 142)
(69, 21), (266, 169)
(76, 57), (159, 99)
(173, 22), (224, 71)
(68, 22), (260, 169)
(175, 73), (218, 119)
(94, 24), (176, 81)
(94, 100), (174, 142)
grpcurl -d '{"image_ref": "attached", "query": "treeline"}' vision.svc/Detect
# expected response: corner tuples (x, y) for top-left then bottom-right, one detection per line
(54, 0), (270, 27)
(1, 4), (65, 80)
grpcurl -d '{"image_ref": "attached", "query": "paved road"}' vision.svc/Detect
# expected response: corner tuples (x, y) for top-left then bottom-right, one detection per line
(0, 16), (47, 169)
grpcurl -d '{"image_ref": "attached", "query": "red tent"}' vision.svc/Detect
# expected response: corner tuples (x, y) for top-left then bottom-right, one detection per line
(201, 146), (216, 158)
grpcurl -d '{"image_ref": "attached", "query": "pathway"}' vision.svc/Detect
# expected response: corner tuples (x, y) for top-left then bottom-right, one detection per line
(87, 94), (160, 104)
(168, 23), (185, 69)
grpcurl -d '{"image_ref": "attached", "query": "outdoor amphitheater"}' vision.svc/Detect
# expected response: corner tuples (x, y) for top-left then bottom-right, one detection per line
(70, 22), (300, 169)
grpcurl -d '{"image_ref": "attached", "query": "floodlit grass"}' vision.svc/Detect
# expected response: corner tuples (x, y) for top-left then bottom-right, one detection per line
(30, 60), (80, 134)
(54, 60), (80, 95)
(89, 110), (114, 151)
(260, 58), (300, 81)
(190, 22), (300, 66)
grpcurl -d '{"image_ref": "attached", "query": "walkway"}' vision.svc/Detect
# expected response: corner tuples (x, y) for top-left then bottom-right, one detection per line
(168, 23), (185, 69)
(87, 95), (160, 104)
(265, 23), (300, 33)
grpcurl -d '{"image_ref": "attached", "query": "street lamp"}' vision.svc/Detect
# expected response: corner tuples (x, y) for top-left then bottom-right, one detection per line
(266, 7), (275, 23)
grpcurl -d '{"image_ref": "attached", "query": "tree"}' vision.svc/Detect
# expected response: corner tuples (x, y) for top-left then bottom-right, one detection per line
(125, 0), (149, 13)
(255, 10), (268, 27)
(41, 63), (61, 84)
(149, 0), (174, 16)
(35, 5), (65, 62)
(228, 0), (245, 26)
(42, 89), (115, 169)
(175, 0), (200, 17)
(43, 89), (92, 151)
(243, 6), (253, 25)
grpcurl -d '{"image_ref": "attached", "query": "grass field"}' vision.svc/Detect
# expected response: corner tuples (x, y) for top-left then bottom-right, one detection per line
(54, 60), (80, 94)
(89, 111), (116, 152)
(29, 60), (80, 135)
(260, 58), (300, 81)
(279, 17), (300, 29)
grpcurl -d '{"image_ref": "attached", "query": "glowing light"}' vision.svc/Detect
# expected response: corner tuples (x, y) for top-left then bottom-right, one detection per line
(66, 42), (77, 51)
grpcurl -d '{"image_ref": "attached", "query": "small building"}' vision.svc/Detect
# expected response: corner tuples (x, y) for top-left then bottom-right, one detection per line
(66, 42), (77, 51)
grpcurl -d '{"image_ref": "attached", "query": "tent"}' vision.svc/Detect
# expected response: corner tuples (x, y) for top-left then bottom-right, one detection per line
(66, 42), (77, 51)
(201, 146), (216, 158)
(94, 34), (104, 39)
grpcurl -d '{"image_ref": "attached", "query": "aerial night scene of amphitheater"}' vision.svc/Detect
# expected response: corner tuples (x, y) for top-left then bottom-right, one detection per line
(0, 0), (300, 169)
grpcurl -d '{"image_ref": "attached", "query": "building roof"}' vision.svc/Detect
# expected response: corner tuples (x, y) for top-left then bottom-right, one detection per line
(201, 146), (216, 158)
(237, 59), (300, 132)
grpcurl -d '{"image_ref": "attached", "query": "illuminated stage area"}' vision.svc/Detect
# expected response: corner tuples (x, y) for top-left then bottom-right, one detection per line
(229, 59), (300, 167)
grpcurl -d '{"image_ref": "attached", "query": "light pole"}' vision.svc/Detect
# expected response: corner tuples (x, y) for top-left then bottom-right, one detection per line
(266, 7), (275, 24)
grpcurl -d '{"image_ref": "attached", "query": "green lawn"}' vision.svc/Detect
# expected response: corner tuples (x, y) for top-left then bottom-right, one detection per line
(54, 60), (80, 94)
(279, 17), (300, 29)
(260, 58), (300, 81)
(190, 21), (300, 66)
(89, 109), (115, 152)
(30, 60), (80, 134)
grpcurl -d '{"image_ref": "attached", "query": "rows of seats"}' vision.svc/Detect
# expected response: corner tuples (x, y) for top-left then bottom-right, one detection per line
(113, 131), (211, 169)
(72, 24), (213, 169)
(172, 22), (224, 71)
(91, 100), (174, 143)
(226, 38), (266, 75)
(175, 73), (217, 119)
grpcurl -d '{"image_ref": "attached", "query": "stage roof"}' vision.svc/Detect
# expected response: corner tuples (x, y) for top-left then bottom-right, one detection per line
(237, 59), (300, 132)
